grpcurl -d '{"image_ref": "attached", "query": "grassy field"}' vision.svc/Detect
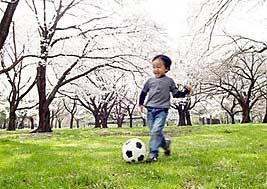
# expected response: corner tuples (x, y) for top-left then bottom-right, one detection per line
(0, 124), (266, 189)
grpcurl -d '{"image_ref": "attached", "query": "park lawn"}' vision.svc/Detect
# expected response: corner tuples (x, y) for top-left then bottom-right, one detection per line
(0, 124), (266, 189)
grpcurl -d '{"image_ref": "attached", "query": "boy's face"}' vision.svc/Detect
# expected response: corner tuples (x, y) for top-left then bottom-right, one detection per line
(152, 58), (169, 78)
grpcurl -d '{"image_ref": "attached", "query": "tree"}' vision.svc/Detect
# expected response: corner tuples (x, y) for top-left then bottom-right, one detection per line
(75, 72), (126, 128)
(191, 0), (267, 53)
(188, 1), (267, 123)
(1, 24), (36, 130)
(220, 95), (241, 124)
(263, 100), (267, 123)
(125, 95), (138, 128)
(63, 98), (77, 129)
(24, 0), (159, 132)
(203, 47), (267, 123)
(0, 0), (19, 50)
(49, 99), (66, 129)
(261, 86), (267, 123)
(112, 98), (127, 128)
(0, 110), (7, 129)
(0, 0), (21, 74)
(111, 85), (128, 128)
(111, 83), (139, 128)
(171, 81), (207, 126)
(1, 0), (169, 132)
(172, 101), (187, 126)
(77, 92), (117, 128)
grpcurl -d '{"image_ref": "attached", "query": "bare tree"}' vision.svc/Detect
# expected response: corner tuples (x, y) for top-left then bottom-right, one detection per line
(203, 48), (267, 123)
(261, 86), (267, 123)
(263, 100), (267, 123)
(193, 0), (267, 52)
(0, 110), (7, 129)
(0, 0), (22, 75)
(63, 98), (77, 129)
(25, 0), (156, 132)
(112, 86), (128, 128)
(220, 95), (241, 124)
(1, 0), (168, 132)
(49, 99), (65, 129)
(1, 24), (36, 130)
(5, 70), (36, 130)
(77, 92), (117, 128)
(125, 95), (138, 128)
(188, 1), (267, 123)
(112, 98), (127, 128)
(112, 84), (139, 128)
(0, 0), (19, 50)
(171, 82), (206, 126)
(75, 73), (127, 128)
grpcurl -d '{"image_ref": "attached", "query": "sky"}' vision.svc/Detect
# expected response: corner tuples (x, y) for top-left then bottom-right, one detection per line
(143, 0), (191, 39)
(143, 0), (267, 44)
(140, 0), (267, 83)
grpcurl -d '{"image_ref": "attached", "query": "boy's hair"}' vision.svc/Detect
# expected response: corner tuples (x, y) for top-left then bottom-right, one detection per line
(152, 54), (172, 70)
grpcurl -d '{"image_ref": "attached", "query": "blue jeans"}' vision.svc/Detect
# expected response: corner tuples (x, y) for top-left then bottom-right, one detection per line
(146, 107), (168, 158)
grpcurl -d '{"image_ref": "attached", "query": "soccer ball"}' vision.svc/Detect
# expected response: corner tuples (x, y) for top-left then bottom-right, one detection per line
(122, 138), (146, 163)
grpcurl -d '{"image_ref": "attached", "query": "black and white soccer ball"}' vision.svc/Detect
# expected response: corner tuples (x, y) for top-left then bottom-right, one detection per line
(122, 138), (146, 163)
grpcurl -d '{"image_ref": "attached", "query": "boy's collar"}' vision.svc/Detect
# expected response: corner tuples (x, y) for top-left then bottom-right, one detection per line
(155, 74), (166, 78)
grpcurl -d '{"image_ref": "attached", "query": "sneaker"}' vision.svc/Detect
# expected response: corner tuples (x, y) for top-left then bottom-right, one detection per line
(146, 156), (158, 163)
(164, 138), (171, 156)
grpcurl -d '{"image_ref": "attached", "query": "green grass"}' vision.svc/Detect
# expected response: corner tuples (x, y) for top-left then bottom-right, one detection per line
(0, 124), (266, 189)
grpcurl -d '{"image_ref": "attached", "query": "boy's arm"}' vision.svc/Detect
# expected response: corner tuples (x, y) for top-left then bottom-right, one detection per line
(170, 79), (191, 98)
(139, 91), (147, 113)
(173, 88), (190, 98)
(139, 91), (147, 106)
(139, 79), (150, 106)
(173, 85), (192, 98)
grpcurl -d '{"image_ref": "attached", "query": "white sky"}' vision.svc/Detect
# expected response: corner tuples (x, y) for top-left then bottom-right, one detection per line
(143, 0), (267, 43)
(143, 0), (190, 38)
(141, 0), (267, 83)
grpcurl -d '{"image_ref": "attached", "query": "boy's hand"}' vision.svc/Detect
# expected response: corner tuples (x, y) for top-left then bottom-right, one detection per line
(184, 85), (192, 95)
(139, 105), (144, 113)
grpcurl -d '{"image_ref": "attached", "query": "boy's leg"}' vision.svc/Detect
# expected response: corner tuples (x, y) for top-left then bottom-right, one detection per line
(146, 108), (155, 159)
(148, 109), (168, 160)
(163, 138), (171, 156)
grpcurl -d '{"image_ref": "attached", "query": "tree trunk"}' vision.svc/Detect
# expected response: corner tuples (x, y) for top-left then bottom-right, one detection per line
(0, 0), (19, 50)
(185, 110), (192, 126)
(30, 117), (35, 129)
(129, 114), (133, 128)
(3, 120), (6, 129)
(101, 117), (108, 128)
(178, 110), (186, 126)
(34, 65), (52, 132)
(70, 115), (74, 129)
(58, 120), (61, 128)
(76, 119), (80, 128)
(54, 120), (57, 128)
(94, 114), (101, 128)
(263, 102), (267, 123)
(126, 106), (134, 127)
(230, 114), (235, 124)
(50, 110), (54, 128)
(178, 104), (186, 126)
(117, 118), (123, 128)
(141, 117), (146, 127)
(241, 105), (251, 123)
(263, 113), (267, 123)
(7, 109), (16, 130)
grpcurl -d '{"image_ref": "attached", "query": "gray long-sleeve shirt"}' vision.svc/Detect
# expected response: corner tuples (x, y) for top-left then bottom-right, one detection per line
(139, 75), (188, 109)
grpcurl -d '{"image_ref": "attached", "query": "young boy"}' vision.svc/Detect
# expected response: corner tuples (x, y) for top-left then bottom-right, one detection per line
(139, 54), (191, 163)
